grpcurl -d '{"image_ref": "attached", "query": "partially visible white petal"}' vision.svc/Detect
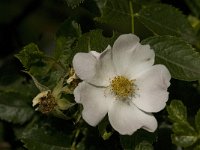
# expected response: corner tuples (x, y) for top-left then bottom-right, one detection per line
(73, 46), (116, 86)
(74, 82), (85, 103)
(90, 51), (100, 59)
(74, 82), (114, 126)
(112, 34), (140, 74)
(108, 101), (157, 135)
(91, 45), (116, 86)
(73, 52), (97, 82)
(133, 65), (171, 113)
(32, 90), (50, 106)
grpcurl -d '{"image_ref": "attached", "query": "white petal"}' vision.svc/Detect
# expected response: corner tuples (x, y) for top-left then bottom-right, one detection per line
(127, 44), (155, 78)
(73, 52), (97, 82)
(73, 82), (85, 103)
(112, 34), (139, 74)
(112, 34), (155, 76)
(74, 82), (114, 126)
(108, 101), (157, 135)
(91, 45), (116, 86)
(73, 46), (116, 86)
(89, 51), (100, 59)
(133, 65), (171, 113)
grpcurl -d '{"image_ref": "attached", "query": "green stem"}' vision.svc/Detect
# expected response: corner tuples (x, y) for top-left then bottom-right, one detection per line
(129, 1), (134, 33)
(71, 129), (80, 150)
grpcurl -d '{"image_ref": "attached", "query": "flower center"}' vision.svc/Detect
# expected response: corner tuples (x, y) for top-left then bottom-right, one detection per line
(110, 76), (136, 99)
(38, 91), (57, 114)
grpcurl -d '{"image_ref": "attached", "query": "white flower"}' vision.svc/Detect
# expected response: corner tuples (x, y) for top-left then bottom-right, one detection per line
(73, 34), (171, 135)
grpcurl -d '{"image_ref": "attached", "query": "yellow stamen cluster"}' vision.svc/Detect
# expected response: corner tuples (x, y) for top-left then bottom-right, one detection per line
(110, 76), (136, 99)
(38, 91), (57, 114)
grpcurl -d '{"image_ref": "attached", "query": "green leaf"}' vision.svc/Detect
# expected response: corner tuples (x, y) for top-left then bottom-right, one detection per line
(195, 108), (200, 133)
(142, 36), (200, 81)
(20, 125), (72, 150)
(135, 141), (153, 150)
(55, 20), (81, 66)
(54, 37), (76, 67)
(137, 4), (197, 44)
(120, 129), (156, 150)
(167, 100), (198, 148)
(172, 122), (196, 135)
(172, 134), (197, 148)
(0, 91), (34, 124)
(73, 29), (119, 56)
(23, 71), (49, 92)
(65, 0), (84, 8)
(15, 43), (44, 70)
(96, 0), (135, 33)
(167, 100), (187, 122)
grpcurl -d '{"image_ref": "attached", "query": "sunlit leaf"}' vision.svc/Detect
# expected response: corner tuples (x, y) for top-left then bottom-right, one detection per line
(167, 100), (187, 122)
(172, 134), (197, 148)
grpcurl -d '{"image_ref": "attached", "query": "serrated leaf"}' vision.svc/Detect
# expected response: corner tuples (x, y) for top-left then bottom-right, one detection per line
(0, 91), (34, 124)
(135, 141), (153, 150)
(167, 100), (187, 122)
(73, 29), (119, 54)
(195, 108), (200, 133)
(15, 43), (44, 70)
(21, 125), (72, 150)
(138, 4), (197, 44)
(54, 37), (76, 67)
(120, 129), (156, 150)
(142, 36), (200, 81)
(65, 0), (84, 8)
(172, 134), (197, 148)
(55, 20), (81, 67)
(96, 0), (135, 33)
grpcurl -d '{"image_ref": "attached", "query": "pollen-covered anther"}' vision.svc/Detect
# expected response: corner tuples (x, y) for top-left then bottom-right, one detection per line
(110, 76), (136, 99)
(38, 91), (57, 114)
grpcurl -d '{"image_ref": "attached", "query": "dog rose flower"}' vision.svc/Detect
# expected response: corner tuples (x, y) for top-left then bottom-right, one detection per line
(73, 34), (171, 135)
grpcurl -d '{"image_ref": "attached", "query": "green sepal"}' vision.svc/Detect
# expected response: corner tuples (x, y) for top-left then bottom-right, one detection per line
(98, 116), (113, 140)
